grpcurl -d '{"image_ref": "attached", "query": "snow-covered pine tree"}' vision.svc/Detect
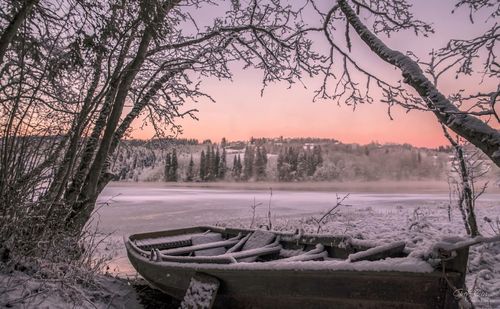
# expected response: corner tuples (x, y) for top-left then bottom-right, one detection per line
(218, 147), (227, 180)
(169, 149), (178, 182)
(243, 146), (255, 180)
(199, 150), (206, 181)
(261, 146), (268, 165)
(297, 151), (308, 180)
(186, 155), (195, 182)
(255, 147), (267, 180)
(164, 153), (171, 182)
(214, 147), (220, 181)
(277, 150), (285, 181)
(237, 155), (243, 179)
(310, 145), (323, 176)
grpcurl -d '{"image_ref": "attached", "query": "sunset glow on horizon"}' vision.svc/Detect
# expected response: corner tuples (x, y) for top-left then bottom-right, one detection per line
(131, 0), (496, 148)
(132, 77), (453, 147)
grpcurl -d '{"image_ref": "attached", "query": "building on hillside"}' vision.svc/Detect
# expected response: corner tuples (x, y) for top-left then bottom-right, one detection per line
(303, 143), (315, 150)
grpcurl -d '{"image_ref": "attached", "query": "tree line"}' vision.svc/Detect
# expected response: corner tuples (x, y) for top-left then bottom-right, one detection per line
(277, 146), (323, 181)
(109, 140), (472, 183)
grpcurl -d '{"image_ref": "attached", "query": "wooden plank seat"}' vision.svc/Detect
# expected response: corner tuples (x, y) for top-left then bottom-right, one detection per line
(225, 233), (252, 254)
(136, 238), (192, 251)
(348, 241), (406, 262)
(192, 233), (225, 256)
(157, 253), (237, 264)
(159, 236), (241, 256)
(279, 244), (327, 262)
(237, 229), (277, 262)
(137, 232), (229, 251)
(222, 245), (282, 261)
(154, 230), (282, 264)
(156, 245), (282, 264)
(135, 232), (218, 251)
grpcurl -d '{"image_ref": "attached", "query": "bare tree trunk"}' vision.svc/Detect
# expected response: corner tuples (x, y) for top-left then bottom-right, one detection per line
(457, 193), (472, 236)
(455, 147), (480, 237)
(44, 56), (104, 204)
(94, 68), (185, 192)
(66, 4), (174, 231)
(63, 35), (134, 207)
(442, 127), (481, 237)
(96, 69), (182, 195)
(63, 84), (116, 206)
(79, 28), (154, 202)
(65, 1), (181, 233)
(0, 0), (38, 65)
(338, 0), (500, 167)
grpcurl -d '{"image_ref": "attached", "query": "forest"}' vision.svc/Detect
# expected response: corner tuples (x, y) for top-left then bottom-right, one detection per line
(110, 137), (463, 183)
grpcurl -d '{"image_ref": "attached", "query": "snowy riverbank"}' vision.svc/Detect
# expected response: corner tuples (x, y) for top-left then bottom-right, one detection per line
(98, 185), (499, 308)
(2, 185), (498, 308)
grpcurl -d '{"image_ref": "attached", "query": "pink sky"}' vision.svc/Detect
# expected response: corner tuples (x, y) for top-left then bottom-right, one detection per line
(132, 1), (495, 147)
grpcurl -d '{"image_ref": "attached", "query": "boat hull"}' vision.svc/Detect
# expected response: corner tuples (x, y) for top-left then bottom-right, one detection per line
(126, 240), (463, 308)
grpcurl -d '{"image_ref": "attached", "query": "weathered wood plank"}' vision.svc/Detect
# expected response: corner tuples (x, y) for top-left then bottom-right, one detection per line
(348, 241), (406, 262)
(224, 245), (282, 261)
(159, 239), (239, 256)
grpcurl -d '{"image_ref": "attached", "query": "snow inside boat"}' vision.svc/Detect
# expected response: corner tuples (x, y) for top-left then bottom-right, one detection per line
(125, 226), (468, 308)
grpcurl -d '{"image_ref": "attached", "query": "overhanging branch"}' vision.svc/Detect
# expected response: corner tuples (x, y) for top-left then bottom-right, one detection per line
(337, 0), (500, 167)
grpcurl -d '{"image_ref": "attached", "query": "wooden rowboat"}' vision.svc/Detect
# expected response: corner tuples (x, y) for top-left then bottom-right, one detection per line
(125, 226), (469, 308)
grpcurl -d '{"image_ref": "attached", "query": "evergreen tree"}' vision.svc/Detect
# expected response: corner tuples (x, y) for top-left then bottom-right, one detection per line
(277, 150), (285, 181)
(164, 153), (171, 181)
(309, 145), (323, 176)
(200, 150), (206, 181)
(169, 149), (178, 181)
(261, 146), (268, 165)
(289, 147), (299, 172)
(163, 149), (178, 181)
(277, 147), (298, 181)
(206, 146), (214, 181)
(132, 154), (138, 170)
(218, 147), (227, 179)
(151, 151), (156, 168)
(297, 151), (308, 179)
(233, 154), (243, 180)
(214, 147), (220, 180)
(232, 156), (239, 180)
(255, 147), (267, 180)
(236, 154), (243, 178)
(186, 155), (195, 181)
(243, 146), (254, 180)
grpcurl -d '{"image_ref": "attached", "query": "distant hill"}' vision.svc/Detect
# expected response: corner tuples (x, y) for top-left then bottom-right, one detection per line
(107, 137), (500, 183)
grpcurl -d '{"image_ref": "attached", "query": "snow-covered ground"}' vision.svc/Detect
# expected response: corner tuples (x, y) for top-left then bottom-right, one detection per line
(94, 184), (500, 308)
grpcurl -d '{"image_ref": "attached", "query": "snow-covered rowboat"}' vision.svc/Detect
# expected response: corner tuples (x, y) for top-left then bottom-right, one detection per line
(125, 226), (468, 308)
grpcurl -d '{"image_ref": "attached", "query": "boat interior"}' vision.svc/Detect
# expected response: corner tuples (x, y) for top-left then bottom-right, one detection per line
(127, 226), (408, 264)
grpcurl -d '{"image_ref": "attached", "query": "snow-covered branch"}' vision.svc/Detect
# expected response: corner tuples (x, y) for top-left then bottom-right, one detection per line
(337, 0), (500, 167)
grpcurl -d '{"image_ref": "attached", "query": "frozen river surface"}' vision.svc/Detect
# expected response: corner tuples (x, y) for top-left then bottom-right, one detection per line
(95, 184), (499, 275)
(96, 184), (499, 235)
